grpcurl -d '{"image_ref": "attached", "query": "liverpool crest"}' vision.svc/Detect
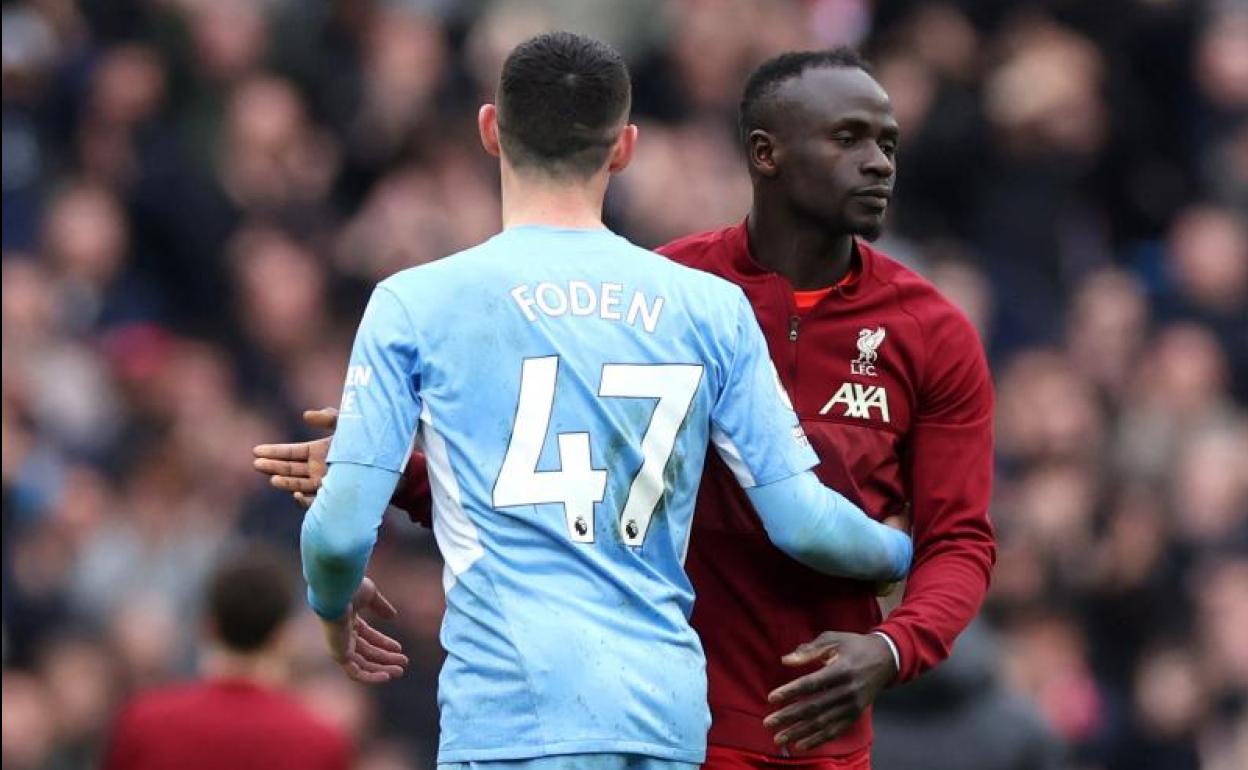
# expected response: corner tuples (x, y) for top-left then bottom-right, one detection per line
(852, 327), (886, 376)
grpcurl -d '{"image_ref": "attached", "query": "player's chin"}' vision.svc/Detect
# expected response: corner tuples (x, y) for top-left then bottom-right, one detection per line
(849, 214), (887, 242)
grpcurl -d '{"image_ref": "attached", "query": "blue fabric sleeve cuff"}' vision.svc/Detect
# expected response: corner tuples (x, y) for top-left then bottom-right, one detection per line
(301, 462), (400, 620)
(746, 471), (913, 582)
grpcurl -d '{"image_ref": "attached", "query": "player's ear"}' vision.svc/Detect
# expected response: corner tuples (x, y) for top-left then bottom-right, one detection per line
(606, 124), (638, 174)
(748, 129), (780, 177)
(478, 104), (502, 158)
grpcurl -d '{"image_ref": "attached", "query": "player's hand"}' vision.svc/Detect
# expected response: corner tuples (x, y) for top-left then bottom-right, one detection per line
(764, 631), (897, 752)
(875, 513), (910, 597)
(253, 408), (338, 507)
(319, 577), (408, 684)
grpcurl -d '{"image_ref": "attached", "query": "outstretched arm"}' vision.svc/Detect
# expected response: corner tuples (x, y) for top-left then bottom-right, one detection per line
(304, 284), (424, 680)
(254, 407), (433, 526)
(746, 471), (911, 582)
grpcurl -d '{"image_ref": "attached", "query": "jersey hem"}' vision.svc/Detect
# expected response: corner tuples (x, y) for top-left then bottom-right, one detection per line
(437, 740), (705, 764)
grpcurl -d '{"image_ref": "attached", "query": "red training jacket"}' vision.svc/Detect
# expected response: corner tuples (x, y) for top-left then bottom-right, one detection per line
(101, 679), (351, 770)
(393, 221), (996, 758)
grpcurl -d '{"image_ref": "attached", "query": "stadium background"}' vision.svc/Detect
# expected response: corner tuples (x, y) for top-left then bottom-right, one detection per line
(2, 0), (1245, 768)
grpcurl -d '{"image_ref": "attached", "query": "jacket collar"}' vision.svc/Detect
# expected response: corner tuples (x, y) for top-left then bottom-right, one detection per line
(724, 218), (876, 297)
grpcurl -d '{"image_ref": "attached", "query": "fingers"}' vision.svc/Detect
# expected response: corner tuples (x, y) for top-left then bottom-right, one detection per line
(780, 638), (840, 668)
(768, 659), (849, 704)
(882, 514), (910, 533)
(356, 617), (404, 654)
(764, 688), (847, 731)
(341, 657), (395, 684)
(253, 458), (310, 478)
(350, 649), (405, 679)
(354, 633), (409, 669)
(294, 491), (315, 508)
(343, 619), (406, 683)
(790, 714), (857, 751)
(780, 631), (852, 667)
(353, 578), (399, 620)
(252, 442), (311, 462)
(268, 474), (320, 494)
(354, 577), (377, 605)
(303, 408), (339, 430)
(367, 590), (399, 620)
(778, 708), (857, 751)
(330, 611), (406, 684)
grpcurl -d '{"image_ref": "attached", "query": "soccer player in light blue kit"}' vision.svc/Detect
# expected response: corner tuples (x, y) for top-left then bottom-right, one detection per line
(300, 32), (912, 770)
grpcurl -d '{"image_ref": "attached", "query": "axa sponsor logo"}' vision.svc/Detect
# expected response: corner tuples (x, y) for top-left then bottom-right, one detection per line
(819, 382), (891, 423)
(852, 327), (885, 376)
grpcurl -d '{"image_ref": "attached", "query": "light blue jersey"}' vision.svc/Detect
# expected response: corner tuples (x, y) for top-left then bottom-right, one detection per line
(327, 226), (817, 763)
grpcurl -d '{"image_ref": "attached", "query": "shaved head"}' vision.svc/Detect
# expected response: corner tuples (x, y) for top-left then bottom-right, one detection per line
(739, 48), (869, 147)
(738, 49), (899, 241)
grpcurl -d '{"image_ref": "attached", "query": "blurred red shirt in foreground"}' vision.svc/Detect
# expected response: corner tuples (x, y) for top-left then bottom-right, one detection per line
(102, 677), (350, 770)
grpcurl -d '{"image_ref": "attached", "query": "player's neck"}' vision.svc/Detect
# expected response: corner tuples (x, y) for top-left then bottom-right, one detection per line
(202, 646), (289, 688)
(501, 166), (609, 231)
(747, 206), (855, 290)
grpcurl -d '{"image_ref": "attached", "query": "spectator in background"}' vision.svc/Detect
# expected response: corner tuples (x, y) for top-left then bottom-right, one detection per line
(100, 546), (351, 770)
(1157, 204), (1248, 401)
(36, 635), (125, 769)
(872, 621), (1063, 770)
(41, 181), (162, 332)
(2, 671), (58, 770)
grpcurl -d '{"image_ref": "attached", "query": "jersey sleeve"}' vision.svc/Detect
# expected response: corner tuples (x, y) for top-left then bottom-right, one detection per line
(301, 462), (399, 619)
(327, 285), (422, 472)
(873, 309), (996, 684)
(709, 291), (818, 487)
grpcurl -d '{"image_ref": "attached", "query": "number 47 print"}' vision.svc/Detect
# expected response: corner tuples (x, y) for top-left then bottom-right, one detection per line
(493, 356), (703, 547)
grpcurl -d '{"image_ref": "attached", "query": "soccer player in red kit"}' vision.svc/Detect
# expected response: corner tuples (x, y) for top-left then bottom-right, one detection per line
(101, 548), (359, 770)
(255, 48), (995, 770)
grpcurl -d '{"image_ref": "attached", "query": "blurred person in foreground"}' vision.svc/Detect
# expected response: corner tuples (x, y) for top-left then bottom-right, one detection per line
(258, 46), (994, 769)
(293, 30), (908, 770)
(100, 547), (352, 770)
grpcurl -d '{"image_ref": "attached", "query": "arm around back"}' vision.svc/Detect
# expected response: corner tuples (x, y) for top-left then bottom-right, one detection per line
(747, 470), (912, 582)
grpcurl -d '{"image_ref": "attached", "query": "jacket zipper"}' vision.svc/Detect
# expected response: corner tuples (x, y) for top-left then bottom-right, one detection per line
(789, 315), (800, 342)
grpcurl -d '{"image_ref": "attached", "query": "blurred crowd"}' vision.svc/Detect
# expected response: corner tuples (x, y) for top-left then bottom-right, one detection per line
(2, 0), (1245, 769)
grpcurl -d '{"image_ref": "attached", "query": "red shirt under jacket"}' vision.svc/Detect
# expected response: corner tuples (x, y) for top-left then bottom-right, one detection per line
(101, 679), (351, 770)
(393, 221), (996, 759)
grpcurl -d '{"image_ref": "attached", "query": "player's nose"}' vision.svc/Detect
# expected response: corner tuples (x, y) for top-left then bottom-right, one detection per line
(861, 143), (895, 179)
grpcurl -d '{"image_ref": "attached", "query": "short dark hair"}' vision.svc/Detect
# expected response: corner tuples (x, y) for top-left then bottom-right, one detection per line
(497, 31), (631, 178)
(206, 546), (295, 653)
(738, 48), (870, 145)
